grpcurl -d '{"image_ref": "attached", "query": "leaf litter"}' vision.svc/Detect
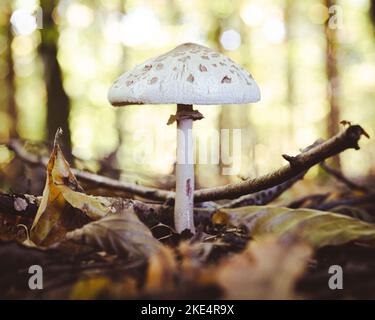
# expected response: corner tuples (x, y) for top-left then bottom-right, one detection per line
(1, 129), (375, 299)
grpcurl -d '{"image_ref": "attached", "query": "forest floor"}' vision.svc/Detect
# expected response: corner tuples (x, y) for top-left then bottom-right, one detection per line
(1, 127), (375, 300)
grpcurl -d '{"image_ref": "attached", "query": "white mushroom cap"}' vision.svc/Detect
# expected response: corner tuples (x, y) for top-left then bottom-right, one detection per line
(108, 43), (261, 106)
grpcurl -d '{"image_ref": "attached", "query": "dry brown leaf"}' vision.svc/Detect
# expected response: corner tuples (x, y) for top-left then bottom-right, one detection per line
(145, 245), (177, 292)
(213, 205), (375, 248)
(30, 129), (111, 246)
(66, 210), (162, 259)
(216, 236), (312, 300)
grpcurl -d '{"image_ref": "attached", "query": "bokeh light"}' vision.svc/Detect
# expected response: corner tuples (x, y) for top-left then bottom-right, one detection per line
(10, 8), (37, 36)
(220, 29), (241, 51)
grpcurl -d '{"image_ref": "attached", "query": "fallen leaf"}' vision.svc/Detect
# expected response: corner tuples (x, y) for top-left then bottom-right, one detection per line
(69, 276), (138, 300)
(213, 205), (375, 248)
(66, 210), (162, 259)
(216, 236), (312, 299)
(30, 129), (111, 246)
(145, 245), (177, 292)
(69, 276), (110, 300)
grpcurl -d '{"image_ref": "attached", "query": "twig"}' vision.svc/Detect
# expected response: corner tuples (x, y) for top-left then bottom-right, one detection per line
(220, 141), (323, 208)
(320, 161), (371, 193)
(287, 193), (330, 209)
(6, 140), (174, 201)
(316, 194), (375, 211)
(6, 124), (369, 203)
(220, 171), (306, 208)
(194, 125), (369, 201)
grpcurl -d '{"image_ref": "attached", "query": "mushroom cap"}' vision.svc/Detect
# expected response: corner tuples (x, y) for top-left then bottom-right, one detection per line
(108, 43), (261, 106)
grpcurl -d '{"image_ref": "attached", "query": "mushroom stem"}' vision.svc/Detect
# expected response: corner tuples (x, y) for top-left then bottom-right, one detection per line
(174, 104), (195, 233)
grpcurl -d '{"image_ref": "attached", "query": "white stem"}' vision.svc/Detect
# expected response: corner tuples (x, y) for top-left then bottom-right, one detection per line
(174, 104), (195, 233)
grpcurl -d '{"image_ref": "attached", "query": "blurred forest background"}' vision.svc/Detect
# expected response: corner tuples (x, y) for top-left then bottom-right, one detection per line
(0, 0), (374, 195)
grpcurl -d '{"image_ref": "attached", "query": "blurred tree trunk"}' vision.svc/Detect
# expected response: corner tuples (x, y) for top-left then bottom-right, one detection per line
(1, 2), (18, 138)
(39, 0), (72, 158)
(285, 0), (295, 143)
(209, 19), (231, 185)
(324, 0), (341, 168)
(6, 17), (17, 138)
(370, 0), (375, 28)
(238, 10), (258, 179)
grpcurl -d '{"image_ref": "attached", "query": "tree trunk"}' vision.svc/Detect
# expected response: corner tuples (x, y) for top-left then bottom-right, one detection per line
(209, 19), (232, 185)
(324, 0), (341, 168)
(39, 0), (72, 159)
(285, 0), (295, 143)
(2, 2), (18, 138)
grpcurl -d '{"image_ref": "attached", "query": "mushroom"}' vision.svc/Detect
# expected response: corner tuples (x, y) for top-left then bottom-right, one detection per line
(108, 43), (260, 233)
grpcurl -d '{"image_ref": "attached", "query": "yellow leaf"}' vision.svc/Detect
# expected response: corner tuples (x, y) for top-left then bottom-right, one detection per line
(145, 246), (177, 292)
(213, 205), (375, 248)
(30, 130), (111, 246)
(70, 276), (111, 300)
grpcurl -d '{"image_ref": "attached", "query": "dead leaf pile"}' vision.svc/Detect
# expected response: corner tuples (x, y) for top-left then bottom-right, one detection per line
(1, 129), (375, 299)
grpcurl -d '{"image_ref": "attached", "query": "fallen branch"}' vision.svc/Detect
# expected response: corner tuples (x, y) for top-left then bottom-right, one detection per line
(6, 125), (369, 203)
(6, 140), (174, 202)
(316, 194), (375, 211)
(320, 161), (371, 193)
(194, 125), (369, 201)
(220, 171), (306, 209)
(285, 191), (375, 212)
(219, 141), (323, 208)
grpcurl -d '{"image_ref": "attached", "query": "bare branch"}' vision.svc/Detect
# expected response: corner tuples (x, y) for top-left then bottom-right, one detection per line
(320, 161), (371, 193)
(6, 140), (174, 201)
(6, 125), (369, 203)
(194, 125), (369, 201)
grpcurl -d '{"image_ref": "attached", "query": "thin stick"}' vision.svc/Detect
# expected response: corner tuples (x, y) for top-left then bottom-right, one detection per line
(320, 161), (371, 193)
(194, 125), (369, 201)
(6, 140), (173, 201)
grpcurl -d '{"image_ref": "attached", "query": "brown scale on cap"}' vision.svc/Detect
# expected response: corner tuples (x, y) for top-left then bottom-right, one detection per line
(148, 77), (158, 84)
(187, 74), (194, 82)
(144, 64), (152, 71)
(221, 76), (232, 84)
(178, 56), (191, 62)
(156, 63), (164, 70)
(201, 55), (209, 60)
(172, 52), (185, 57)
(199, 64), (207, 72)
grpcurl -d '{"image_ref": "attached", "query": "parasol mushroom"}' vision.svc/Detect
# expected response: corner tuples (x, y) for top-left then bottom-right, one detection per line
(108, 43), (260, 233)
